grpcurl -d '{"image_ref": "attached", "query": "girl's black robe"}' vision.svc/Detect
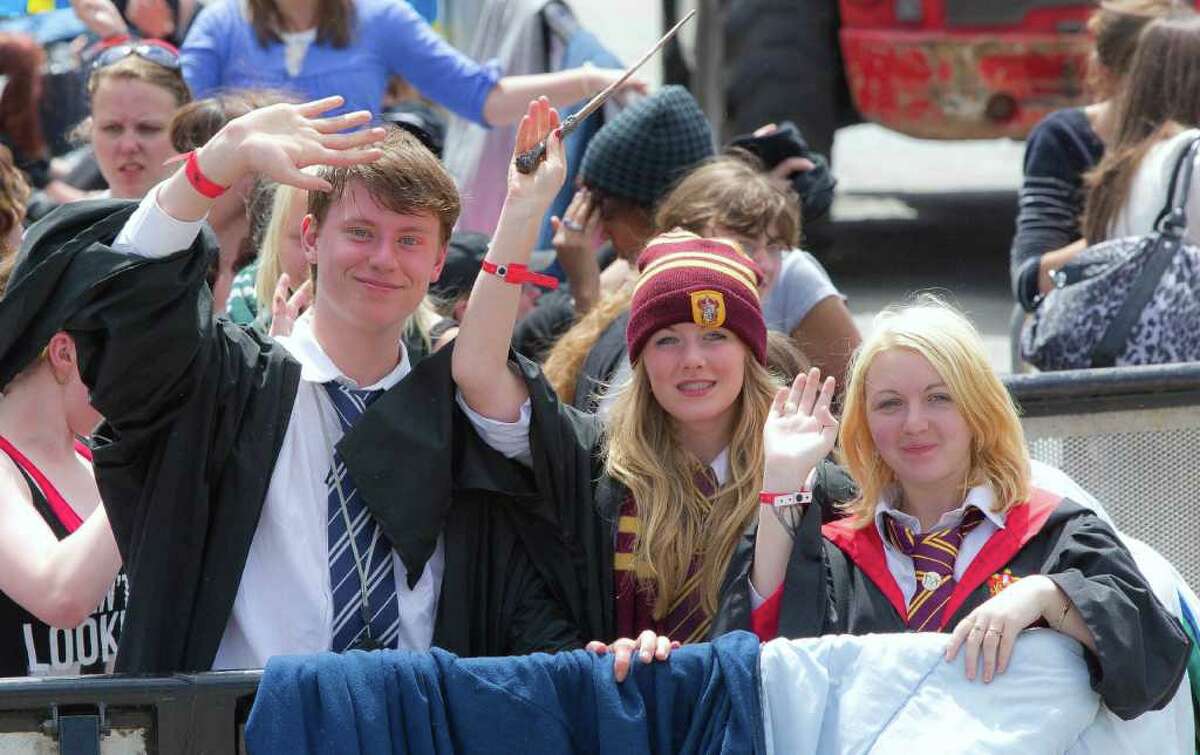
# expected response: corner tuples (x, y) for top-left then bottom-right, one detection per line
(507, 352), (857, 644)
(0, 200), (583, 673)
(712, 483), (1192, 721)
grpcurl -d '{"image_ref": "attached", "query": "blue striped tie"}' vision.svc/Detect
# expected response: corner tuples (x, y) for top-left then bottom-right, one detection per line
(323, 382), (400, 652)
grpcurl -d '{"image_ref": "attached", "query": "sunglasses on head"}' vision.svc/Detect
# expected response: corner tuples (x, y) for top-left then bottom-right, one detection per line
(91, 40), (182, 71)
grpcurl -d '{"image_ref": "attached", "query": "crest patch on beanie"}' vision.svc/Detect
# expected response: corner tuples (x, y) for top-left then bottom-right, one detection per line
(626, 229), (768, 365)
(690, 290), (726, 328)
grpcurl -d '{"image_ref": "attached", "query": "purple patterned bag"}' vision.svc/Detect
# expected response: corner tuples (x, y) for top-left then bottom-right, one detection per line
(1021, 137), (1200, 370)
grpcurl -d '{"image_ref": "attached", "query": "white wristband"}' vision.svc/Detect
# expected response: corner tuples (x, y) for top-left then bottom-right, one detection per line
(758, 490), (813, 508)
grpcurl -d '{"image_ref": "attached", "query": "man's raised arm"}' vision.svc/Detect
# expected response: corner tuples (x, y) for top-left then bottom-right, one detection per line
(117, 97), (386, 259)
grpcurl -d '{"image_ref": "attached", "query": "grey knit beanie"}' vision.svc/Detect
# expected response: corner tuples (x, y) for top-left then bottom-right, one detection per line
(579, 85), (715, 208)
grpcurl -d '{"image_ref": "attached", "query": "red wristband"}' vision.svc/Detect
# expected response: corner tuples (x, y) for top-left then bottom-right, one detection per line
(758, 490), (812, 508)
(184, 150), (229, 198)
(480, 259), (559, 290)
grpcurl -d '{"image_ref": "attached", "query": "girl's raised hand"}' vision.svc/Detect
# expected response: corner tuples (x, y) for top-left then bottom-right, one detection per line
(762, 367), (838, 493)
(268, 274), (313, 338)
(506, 97), (567, 212)
(550, 187), (598, 261)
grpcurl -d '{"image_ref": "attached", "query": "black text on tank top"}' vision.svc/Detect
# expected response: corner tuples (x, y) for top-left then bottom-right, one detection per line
(0, 446), (128, 677)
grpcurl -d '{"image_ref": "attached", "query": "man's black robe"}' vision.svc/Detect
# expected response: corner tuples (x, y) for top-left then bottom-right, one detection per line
(714, 484), (1191, 721)
(3, 200), (581, 673)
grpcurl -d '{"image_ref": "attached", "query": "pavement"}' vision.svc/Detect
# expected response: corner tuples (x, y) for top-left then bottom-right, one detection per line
(828, 125), (1024, 373)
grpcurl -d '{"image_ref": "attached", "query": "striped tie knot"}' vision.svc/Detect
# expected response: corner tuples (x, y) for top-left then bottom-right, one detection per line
(885, 506), (987, 631)
(324, 382), (384, 431)
(693, 465), (718, 498)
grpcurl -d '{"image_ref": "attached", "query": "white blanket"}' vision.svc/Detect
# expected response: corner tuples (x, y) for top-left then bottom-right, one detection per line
(760, 631), (1100, 754)
(1032, 460), (1196, 752)
(1069, 536), (1196, 754)
(759, 570), (1193, 755)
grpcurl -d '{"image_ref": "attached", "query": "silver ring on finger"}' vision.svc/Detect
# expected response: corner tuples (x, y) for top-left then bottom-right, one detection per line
(562, 218), (584, 232)
(984, 627), (1003, 638)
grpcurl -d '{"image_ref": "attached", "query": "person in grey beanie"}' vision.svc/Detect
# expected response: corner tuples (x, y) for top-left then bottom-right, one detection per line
(575, 85), (715, 264)
(511, 86), (716, 360)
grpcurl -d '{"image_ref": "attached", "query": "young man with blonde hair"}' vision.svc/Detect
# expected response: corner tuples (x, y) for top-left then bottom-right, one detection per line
(2, 97), (582, 672)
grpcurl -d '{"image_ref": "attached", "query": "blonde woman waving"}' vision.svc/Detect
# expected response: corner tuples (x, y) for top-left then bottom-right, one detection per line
(741, 299), (1188, 721)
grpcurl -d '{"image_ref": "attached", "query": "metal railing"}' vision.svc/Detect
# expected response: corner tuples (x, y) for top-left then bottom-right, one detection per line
(0, 670), (259, 754)
(1005, 361), (1200, 590)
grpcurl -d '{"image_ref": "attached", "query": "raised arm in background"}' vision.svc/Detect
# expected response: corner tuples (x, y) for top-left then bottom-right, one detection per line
(482, 69), (646, 128)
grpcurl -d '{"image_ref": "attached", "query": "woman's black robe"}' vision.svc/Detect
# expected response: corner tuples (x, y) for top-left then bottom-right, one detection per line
(506, 353), (856, 643)
(714, 481), (1191, 721)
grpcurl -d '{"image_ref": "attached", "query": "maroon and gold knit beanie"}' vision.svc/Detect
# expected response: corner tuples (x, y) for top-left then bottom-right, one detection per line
(626, 229), (767, 365)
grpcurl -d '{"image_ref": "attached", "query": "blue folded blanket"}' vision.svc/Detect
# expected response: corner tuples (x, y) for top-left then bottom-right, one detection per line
(245, 630), (763, 755)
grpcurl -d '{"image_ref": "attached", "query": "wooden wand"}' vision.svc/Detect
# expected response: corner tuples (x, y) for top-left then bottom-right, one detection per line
(514, 9), (698, 174)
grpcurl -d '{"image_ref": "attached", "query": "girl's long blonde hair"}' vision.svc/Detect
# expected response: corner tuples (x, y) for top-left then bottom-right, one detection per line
(604, 352), (778, 618)
(837, 298), (1030, 525)
(542, 284), (633, 403)
(254, 181), (306, 313)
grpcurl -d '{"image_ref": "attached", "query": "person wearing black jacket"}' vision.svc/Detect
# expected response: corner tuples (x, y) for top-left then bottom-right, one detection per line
(0, 96), (584, 673)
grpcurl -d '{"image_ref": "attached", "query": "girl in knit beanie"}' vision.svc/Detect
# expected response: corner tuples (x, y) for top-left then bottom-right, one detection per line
(544, 152), (860, 415)
(454, 98), (852, 673)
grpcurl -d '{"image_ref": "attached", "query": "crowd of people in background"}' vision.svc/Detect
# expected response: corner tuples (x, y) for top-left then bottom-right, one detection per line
(0, 0), (1196, 746)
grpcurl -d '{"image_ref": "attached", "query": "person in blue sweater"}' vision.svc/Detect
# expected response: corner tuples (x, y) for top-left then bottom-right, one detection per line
(180, 0), (643, 125)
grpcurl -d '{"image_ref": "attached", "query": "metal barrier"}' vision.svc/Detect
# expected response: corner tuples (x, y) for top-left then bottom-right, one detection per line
(0, 670), (259, 754)
(1005, 361), (1200, 590)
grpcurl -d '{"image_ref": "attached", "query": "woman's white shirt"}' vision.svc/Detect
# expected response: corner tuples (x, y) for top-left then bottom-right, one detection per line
(1108, 128), (1200, 246)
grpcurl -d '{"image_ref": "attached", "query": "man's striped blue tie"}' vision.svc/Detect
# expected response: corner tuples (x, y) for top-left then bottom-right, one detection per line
(323, 382), (400, 652)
